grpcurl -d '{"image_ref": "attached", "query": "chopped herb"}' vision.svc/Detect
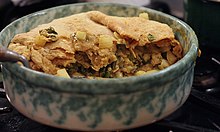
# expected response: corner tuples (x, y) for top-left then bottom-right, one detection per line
(103, 71), (111, 78)
(161, 52), (167, 59)
(47, 34), (58, 41)
(100, 67), (106, 77)
(128, 54), (135, 62)
(111, 61), (117, 70)
(46, 27), (58, 34)
(79, 66), (87, 75)
(39, 26), (58, 42)
(66, 63), (78, 75)
(99, 64), (113, 78)
(147, 34), (155, 42)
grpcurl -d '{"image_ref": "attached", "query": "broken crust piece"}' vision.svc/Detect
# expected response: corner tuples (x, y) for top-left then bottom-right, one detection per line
(8, 12), (117, 74)
(88, 11), (175, 46)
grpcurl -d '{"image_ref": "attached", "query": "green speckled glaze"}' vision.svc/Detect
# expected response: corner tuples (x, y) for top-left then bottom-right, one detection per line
(0, 2), (198, 131)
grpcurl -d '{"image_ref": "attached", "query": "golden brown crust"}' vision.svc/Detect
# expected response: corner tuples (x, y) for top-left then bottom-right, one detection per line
(88, 11), (175, 46)
(8, 11), (182, 77)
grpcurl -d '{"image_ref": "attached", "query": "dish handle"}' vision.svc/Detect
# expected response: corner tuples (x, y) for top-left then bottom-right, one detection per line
(0, 46), (30, 68)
